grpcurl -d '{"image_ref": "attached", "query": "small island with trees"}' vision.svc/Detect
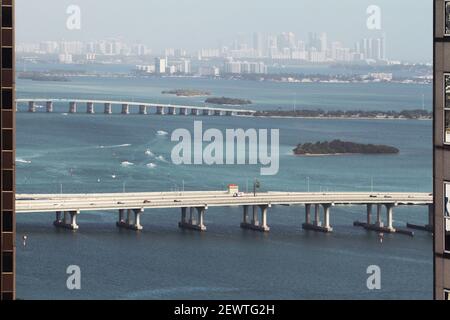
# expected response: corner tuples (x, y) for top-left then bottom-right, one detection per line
(205, 97), (252, 105)
(254, 109), (432, 120)
(293, 140), (399, 156)
(162, 89), (211, 97)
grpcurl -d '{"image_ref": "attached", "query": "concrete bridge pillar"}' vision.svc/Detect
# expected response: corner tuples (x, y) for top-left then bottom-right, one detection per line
(139, 105), (147, 115)
(168, 107), (176, 115)
(252, 205), (259, 226)
(116, 208), (143, 230)
(305, 204), (311, 224)
(240, 205), (270, 232)
(302, 203), (332, 233)
(179, 108), (188, 116)
(242, 205), (249, 224)
(69, 101), (77, 113)
(191, 108), (200, 116)
(104, 103), (112, 114)
(322, 204), (333, 232)
(385, 204), (395, 232)
(354, 203), (406, 235)
(121, 104), (130, 115)
(28, 101), (36, 113)
(178, 206), (207, 231)
(126, 209), (132, 225)
(314, 204), (321, 227)
(134, 209), (143, 230)
(260, 205), (269, 231)
(225, 111), (233, 116)
(156, 106), (165, 115)
(86, 102), (95, 114)
(117, 209), (125, 224)
(46, 101), (53, 113)
(214, 110), (222, 116)
(181, 207), (187, 224)
(376, 204), (383, 227)
(202, 109), (210, 116)
(54, 211), (79, 230)
(189, 207), (196, 225)
(197, 207), (206, 231)
(366, 204), (372, 224)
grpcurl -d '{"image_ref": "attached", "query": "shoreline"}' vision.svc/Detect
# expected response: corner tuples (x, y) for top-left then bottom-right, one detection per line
(293, 152), (399, 157)
(251, 115), (432, 121)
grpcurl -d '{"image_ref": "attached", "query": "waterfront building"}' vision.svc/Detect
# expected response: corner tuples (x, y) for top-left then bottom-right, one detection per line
(434, 0), (450, 300)
(0, 0), (16, 301)
(155, 57), (167, 74)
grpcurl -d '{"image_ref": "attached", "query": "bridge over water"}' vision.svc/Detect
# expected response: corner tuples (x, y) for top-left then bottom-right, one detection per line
(16, 191), (433, 236)
(15, 98), (257, 116)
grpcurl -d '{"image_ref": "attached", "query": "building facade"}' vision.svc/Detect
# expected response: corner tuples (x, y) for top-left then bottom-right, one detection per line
(0, 0), (15, 301)
(434, 0), (450, 301)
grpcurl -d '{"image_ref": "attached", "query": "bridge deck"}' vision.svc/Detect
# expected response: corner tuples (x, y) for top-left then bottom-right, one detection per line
(15, 98), (256, 113)
(16, 192), (433, 213)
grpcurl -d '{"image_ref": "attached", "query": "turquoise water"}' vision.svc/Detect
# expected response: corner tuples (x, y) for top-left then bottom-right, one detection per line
(15, 74), (433, 299)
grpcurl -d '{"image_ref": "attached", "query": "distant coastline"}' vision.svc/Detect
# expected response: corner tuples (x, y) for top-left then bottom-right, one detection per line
(18, 71), (69, 82)
(162, 89), (211, 97)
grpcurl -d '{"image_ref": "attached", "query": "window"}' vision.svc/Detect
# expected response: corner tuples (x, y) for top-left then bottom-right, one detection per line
(1, 48), (12, 69)
(2, 89), (13, 109)
(446, 183), (450, 217)
(2, 130), (12, 150)
(2, 170), (13, 191)
(1, 293), (13, 300)
(2, 211), (13, 232)
(445, 184), (450, 253)
(2, 252), (13, 273)
(446, 220), (450, 253)
(445, 75), (450, 143)
(1, 7), (12, 28)
(446, 1), (450, 36)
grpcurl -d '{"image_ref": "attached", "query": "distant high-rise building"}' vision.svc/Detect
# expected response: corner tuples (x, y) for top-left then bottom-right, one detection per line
(355, 41), (361, 54)
(253, 32), (263, 57)
(308, 32), (321, 50)
(277, 32), (296, 50)
(198, 48), (220, 59)
(434, 0), (450, 301)
(174, 49), (187, 58)
(179, 59), (191, 74)
(319, 32), (328, 53)
(373, 38), (382, 60)
(380, 33), (387, 60)
(297, 40), (306, 52)
(359, 35), (386, 61)
(39, 41), (58, 54)
(330, 41), (342, 60)
(132, 43), (147, 56)
(165, 48), (175, 57)
(155, 57), (167, 74)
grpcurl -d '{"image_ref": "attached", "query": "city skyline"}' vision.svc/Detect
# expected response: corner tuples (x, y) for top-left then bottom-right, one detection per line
(16, 31), (391, 65)
(16, 0), (432, 63)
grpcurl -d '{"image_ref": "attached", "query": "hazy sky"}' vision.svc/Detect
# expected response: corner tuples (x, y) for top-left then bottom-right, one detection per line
(17, 0), (432, 62)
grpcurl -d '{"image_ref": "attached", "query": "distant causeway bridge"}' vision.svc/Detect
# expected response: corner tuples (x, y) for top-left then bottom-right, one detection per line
(16, 191), (433, 236)
(15, 98), (257, 116)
